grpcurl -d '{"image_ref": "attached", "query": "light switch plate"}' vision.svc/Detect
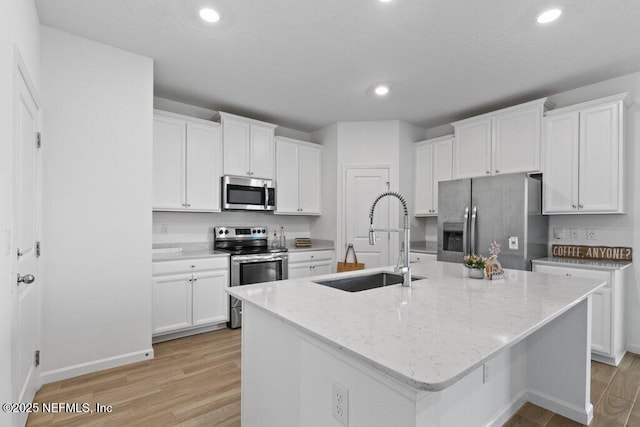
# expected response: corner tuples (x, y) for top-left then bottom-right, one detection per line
(587, 228), (596, 240)
(509, 236), (518, 250)
(553, 227), (565, 240)
(570, 228), (579, 240)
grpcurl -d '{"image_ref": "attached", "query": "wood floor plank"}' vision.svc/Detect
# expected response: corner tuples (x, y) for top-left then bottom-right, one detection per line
(591, 393), (634, 427)
(517, 402), (555, 425)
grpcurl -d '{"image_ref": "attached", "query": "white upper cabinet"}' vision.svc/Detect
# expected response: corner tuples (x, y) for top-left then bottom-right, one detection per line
(452, 98), (549, 179)
(543, 93), (626, 214)
(219, 112), (277, 179)
(153, 110), (222, 212)
(414, 135), (453, 216)
(275, 136), (322, 215)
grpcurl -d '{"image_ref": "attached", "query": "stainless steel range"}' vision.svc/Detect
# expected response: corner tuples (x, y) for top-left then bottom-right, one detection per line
(214, 226), (288, 329)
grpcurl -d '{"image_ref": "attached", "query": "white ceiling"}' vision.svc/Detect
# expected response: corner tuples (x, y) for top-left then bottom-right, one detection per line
(35, 0), (640, 132)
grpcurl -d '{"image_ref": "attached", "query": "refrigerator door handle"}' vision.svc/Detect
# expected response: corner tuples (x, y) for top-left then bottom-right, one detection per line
(471, 206), (477, 254)
(463, 206), (469, 255)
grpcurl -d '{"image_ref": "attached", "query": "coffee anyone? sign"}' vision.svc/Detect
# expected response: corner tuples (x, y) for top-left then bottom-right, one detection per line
(551, 245), (632, 261)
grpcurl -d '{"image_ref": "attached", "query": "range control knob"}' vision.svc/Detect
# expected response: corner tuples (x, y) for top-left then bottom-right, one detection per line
(252, 230), (256, 234)
(225, 230), (229, 234)
(262, 229), (266, 233)
(218, 230), (224, 235)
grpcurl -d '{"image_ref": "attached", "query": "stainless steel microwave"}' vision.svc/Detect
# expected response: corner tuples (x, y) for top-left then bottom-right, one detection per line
(221, 175), (276, 211)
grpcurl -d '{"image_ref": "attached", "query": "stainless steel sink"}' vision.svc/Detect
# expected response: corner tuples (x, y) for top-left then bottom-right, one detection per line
(313, 272), (425, 292)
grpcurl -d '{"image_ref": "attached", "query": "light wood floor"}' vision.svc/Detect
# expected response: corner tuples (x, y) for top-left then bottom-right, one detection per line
(27, 329), (640, 426)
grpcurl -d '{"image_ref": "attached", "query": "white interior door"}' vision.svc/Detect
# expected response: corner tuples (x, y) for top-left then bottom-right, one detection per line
(344, 168), (391, 269)
(12, 60), (41, 425)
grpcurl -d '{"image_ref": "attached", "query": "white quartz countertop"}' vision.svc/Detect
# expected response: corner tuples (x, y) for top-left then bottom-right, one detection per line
(228, 260), (605, 391)
(532, 257), (632, 271)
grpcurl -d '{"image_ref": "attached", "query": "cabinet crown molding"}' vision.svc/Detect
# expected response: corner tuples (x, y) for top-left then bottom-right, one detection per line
(217, 111), (278, 129)
(451, 97), (552, 126)
(153, 109), (221, 127)
(275, 136), (322, 148)
(545, 93), (629, 117)
(414, 134), (454, 146)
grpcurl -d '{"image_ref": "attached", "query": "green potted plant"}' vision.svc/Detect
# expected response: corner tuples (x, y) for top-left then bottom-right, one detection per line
(463, 254), (486, 279)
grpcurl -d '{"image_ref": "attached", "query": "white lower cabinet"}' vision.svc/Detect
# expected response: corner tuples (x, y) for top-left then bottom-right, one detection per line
(288, 250), (334, 279)
(532, 261), (627, 365)
(409, 252), (436, 263)
(152, 257), (229, 338)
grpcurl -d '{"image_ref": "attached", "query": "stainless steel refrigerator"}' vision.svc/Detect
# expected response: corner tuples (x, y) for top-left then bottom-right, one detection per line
(437, 173), (548, 270)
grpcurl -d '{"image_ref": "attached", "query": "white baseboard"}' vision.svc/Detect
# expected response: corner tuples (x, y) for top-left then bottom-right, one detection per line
(485, 390), (528, 427)
(527, 389), (593, 425)
(40, 348), (154, 384)
(626, 343), (640, 355)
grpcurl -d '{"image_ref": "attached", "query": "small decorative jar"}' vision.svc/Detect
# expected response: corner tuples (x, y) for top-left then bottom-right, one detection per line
(468, 268), (485, 279)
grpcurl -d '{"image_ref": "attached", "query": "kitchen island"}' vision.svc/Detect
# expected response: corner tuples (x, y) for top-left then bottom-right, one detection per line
(228, 259), (605, 426)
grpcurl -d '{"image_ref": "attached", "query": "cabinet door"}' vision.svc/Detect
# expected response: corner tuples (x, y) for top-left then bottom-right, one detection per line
(494, 106), (542, 174)
(223, 118), (251, 176)
(311, 261), (333, 276)
(578, 102), (622, 213)
(153, 115), (186, 209)
(152, 274), (192, 334)
(432, 138), (453, 215)
(250, 125), (275, 179)
(187, 122), (222, 211)
(299, 144), (321, 214)
(543, 113), (580, 214)
(414, 143), (434, 216)
(275, 140), (300, 214)
(591, 288), (612, 355)
(453, 119), (492, 179)
(289, 263), (311, 279)
(192, 270), (229, 326)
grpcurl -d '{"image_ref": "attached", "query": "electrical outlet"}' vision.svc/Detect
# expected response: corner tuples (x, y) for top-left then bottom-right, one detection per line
(332, 380), (349, 426)
(508, 236), (518, 250)
(553, 227), (565, 240)
(162, 224), (169, 235)
(570, 228), (579, 240)
(587, 228), (596, 240)
(483, 363), (490, 384)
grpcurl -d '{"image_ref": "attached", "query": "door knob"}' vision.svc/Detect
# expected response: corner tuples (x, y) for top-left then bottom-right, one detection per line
(17, 274), (35, 285)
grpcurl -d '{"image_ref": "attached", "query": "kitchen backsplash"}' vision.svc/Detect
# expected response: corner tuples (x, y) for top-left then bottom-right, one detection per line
(152, 211), (314, 245)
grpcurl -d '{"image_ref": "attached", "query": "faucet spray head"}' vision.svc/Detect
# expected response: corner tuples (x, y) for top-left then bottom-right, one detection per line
(368, 221), (376, 245)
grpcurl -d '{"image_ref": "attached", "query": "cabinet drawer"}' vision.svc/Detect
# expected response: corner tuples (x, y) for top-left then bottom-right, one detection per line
(289, 250), (334, 264)
(533, 264), (611, 288)
(153, 257), (229, 276)
(410, 252), (436, 263)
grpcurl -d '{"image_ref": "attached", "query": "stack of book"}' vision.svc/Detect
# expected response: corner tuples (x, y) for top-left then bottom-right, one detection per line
(294, 238), (312, 248)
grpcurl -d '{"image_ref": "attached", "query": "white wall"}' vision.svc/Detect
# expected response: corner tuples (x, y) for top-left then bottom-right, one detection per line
(40, 26), (154, 382)
(0, 0), (40, 423)
(541, 72), (640, 352)
(311, 120), (427, 261)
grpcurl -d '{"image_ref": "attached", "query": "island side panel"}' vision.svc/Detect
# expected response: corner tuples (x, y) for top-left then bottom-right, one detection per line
(241, 304), (302, 427)
(526, 297), (593, 425)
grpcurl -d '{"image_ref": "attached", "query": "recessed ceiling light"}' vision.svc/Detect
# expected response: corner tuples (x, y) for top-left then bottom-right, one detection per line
(379, 0), (393, 3)
(537, 8), (562, 24)
(374, 85), (390, 96)
(199, 8), (220, 23)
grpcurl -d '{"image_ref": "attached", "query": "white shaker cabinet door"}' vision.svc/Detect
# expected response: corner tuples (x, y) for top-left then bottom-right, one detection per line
(414, 142), (434, 216)
(311, 261), (333, 276)
(454, 119), (492, 179)
(186, 122), (222, 211)
(223, 118), (251, 177)
(288, 263), (311, 279)
(299, 144), (321, 214)
(494, 106), (542, 175)
(543, 112), (580, 214)
(578, 102), (621, 213)
(591, 288), (612, 355)
(192, 270), (229, 326)
(432, 138), (453, 215)
(153, 115), (186, 209)
(275, 139), (300, 213)
(152, 274), (192, 334)
(250, 125), (275, 179)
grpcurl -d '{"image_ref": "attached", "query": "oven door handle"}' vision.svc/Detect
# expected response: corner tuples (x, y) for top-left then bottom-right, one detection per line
(232, 254), (288, 264)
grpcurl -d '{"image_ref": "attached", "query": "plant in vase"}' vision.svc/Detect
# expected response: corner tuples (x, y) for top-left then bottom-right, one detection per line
(463, 254), (486, 279)
(486, 241), (504, 280)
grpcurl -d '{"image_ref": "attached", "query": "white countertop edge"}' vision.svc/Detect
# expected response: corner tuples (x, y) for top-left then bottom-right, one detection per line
(532, 257), (632, 271)
(152, 251), (230, 262)
(229, 269), (606, 392)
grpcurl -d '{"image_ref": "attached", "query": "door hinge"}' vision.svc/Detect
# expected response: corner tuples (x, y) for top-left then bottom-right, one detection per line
(35, 350), (40, 367)
(36, 132), (41, 149)
(36, 241), (41, 257)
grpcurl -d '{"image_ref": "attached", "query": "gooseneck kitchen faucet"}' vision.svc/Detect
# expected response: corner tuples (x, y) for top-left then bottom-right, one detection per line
(368, 191), (411, 287)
